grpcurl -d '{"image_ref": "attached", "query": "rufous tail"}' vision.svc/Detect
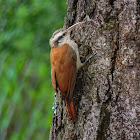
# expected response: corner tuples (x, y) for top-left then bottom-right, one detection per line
(65, 98), (77, 122)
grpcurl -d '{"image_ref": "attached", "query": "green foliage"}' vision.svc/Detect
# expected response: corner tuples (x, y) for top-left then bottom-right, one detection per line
(0, 0), (67, 139)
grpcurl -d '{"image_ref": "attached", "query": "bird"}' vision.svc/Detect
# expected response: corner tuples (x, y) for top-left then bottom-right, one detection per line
(49, 22), (95, 122)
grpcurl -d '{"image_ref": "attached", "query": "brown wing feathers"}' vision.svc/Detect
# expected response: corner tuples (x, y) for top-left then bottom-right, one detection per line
(50, 44), (77, 121)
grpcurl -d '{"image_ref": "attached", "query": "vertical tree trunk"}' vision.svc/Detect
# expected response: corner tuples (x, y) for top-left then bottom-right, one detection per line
(49, 0), (139, 139)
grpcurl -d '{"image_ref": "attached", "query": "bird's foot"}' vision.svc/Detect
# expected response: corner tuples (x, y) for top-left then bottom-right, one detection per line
(83, 52), (96, 65)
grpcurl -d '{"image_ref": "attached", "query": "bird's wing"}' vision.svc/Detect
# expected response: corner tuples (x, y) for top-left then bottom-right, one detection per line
(50, 64), (57, 92)
(50, 44), (78, 121)
(50, 44), (77, 99)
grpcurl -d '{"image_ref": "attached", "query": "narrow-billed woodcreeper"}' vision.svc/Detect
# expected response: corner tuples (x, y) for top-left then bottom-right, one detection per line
(49, 22), (95, 122)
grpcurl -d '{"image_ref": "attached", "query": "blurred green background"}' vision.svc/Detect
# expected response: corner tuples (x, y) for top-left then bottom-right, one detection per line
(0, 0), (67, 139)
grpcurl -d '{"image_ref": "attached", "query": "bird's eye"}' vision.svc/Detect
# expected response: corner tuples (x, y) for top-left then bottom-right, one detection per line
(63, 33), (66, 36)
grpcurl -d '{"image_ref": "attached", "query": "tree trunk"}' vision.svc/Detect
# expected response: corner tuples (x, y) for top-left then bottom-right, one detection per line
(49, 0), (139, 139)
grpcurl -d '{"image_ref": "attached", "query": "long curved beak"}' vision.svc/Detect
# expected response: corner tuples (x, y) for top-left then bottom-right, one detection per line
(66, 21), (85, 32)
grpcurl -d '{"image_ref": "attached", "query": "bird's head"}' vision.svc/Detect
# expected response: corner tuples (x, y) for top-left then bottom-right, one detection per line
(49, 22), (84, 48)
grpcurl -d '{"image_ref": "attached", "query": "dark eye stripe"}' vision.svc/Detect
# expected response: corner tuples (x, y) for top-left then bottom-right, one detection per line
(58, 35), (63, 40)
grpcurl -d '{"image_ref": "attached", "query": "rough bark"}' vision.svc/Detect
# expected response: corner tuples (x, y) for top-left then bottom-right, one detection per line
(49, 0), (139, 139)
